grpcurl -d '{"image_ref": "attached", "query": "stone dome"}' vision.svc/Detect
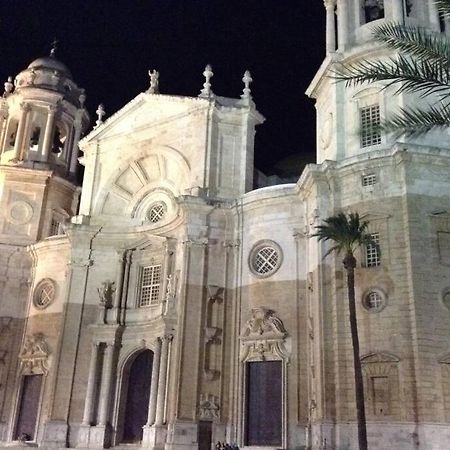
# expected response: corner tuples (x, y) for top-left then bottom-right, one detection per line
(27, 56), (72, 79)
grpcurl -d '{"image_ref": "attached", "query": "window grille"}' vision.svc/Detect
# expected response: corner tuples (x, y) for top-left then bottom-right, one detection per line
(366, 291), (383, 310)
(362, 174), (377, 187)
(148, 202), (167, 223)
(252, 246), (280, 275)
(50, 219), (60, 236)
(139, 265), (162, 306)
(366, 232), (380, 267)
(360, 105), (381, 148)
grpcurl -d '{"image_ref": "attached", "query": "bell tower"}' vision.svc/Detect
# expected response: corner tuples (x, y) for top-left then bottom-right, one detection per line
(307, 0), (449, 164)
(0, 49), (89, 246)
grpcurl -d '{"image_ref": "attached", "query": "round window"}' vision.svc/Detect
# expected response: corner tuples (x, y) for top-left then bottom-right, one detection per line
(33, 278), (56, 310)
(147, 202), (167, 223)
(362, 289), (386, 312)
(249, 241), (283, 278)
(442, 289), (450, 310)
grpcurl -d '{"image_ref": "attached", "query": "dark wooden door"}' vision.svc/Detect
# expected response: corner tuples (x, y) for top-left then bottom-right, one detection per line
(122, 350), (153, 442)
(14, 374), (43, 441)
(245, 360), (282, 446)
(198, 420), (212, 450)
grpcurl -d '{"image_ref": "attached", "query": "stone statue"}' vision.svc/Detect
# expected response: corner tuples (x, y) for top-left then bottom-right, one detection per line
(147, 69), (159, 94)
(97, 281), (115, 308)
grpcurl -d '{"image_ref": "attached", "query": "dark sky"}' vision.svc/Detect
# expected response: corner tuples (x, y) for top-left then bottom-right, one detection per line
(0, 0), (325, 175)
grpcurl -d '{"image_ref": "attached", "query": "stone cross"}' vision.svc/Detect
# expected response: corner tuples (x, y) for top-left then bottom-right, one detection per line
(50, 38), (58, 57)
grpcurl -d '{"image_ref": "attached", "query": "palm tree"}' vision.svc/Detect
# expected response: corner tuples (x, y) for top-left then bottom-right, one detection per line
(334, 0), (450, 136)
(313, 212), (374, 450)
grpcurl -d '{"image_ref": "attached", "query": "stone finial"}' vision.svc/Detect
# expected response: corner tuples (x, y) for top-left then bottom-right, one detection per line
(50, 38), (58, 57)
(95, 104), (105, 128)
(4, 76), (13, 96)
(147, 69), (160, 94)
(241, 70), (253, 100)
(199, 64), (214, 98)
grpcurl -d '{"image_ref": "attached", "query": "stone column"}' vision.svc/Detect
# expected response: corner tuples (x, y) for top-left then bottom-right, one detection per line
(13, 102), (30, 160)
(428, 0), (441, 31)
(41, 104), (57, 161)
(69, 114), (82, 176)
(324, 0), (336, 53)
(392, 0), (404, 22)
(155, 335), (172, 426)
(0, 112), (7, 156)
(111, 251), (126, 323)
(336, 0), (348, 50)
(146, 338), (162, 426)
(97, 342), (115, 426)
(82, 342), (100, 425)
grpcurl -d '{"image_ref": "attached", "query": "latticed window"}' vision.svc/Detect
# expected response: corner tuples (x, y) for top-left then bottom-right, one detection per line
(147, 202), (167, 223)
(366, 291), (383, 310)
(366, 232), (380, 267)
(362, 173), (377, 187)
(360, 105), (381, 148)
(139, 265), (162, 306)
(50, 218), (60, 236)
(249, 241), (282, 278)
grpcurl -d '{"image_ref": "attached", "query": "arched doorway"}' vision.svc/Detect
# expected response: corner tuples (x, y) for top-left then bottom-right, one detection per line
(120, 349), (154, 443)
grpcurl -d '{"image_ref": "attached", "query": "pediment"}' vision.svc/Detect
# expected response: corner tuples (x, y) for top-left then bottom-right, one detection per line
(81, 93), (209, 144)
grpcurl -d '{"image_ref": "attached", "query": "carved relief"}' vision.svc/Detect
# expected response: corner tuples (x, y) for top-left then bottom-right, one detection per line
(240, 308), (289, 362)
(19, 333), (50, 375)
(204, 285), (224, 380)
(198, 393), (220, 421)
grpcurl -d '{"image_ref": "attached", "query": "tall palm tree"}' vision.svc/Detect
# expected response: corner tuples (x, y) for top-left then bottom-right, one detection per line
(334, 0), (450, 136)
(313, 212), (374, 450)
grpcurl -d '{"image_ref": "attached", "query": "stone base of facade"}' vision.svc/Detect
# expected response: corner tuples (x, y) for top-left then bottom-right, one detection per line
(141, 424), (167, 449)
(310, 421), (450, 450)
(41, 420), (69, 448)
(164, 421), (198, 450)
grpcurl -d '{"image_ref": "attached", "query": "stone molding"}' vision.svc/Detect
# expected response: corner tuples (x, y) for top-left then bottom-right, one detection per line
(19, 333), (50, 375)
(240, 307), (289, 362)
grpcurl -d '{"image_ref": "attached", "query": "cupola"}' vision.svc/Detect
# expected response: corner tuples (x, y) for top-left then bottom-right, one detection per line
(0, 44), (89, 178)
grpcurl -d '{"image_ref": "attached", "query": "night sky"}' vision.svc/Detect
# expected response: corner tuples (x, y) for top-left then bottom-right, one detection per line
(0, 0), (325, 176)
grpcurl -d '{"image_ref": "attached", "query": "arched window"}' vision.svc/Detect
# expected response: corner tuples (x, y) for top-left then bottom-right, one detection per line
(363, 0), (385, 24)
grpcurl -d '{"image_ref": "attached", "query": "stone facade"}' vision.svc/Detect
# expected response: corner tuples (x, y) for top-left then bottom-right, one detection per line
(1, 1), (450, 449)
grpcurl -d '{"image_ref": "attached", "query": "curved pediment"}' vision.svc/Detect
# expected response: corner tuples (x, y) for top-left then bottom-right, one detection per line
(94, 145), (190, 219)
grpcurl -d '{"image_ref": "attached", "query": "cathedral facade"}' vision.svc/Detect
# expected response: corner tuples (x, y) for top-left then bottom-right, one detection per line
(1, 1), (450, 449)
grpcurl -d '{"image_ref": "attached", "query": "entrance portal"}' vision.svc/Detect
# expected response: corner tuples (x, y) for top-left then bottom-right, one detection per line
(14, 374), (43, 441)
(121, 350), (154, 443)
(245, 360), (282, 446)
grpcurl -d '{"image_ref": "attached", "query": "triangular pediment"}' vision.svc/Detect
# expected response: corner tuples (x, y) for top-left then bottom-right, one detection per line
(80, 93), (210, 145)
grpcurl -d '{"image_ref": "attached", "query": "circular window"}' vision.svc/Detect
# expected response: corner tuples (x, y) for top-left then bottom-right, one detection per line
(249, 241), (283, 278)
(442, 289), (450, 310)
(33, 278), (56, 310)
(147, 202), (167, 223)
(362, 289), (386, 312)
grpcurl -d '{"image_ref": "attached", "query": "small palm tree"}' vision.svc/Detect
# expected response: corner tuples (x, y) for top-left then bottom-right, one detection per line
(313, 212), (374, 450)
(334, 0), (450, 136)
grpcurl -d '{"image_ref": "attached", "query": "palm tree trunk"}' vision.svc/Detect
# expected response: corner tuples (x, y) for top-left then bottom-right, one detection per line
(344, 253), (368, 450)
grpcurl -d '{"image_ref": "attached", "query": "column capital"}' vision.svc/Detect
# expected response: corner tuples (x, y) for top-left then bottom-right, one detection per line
(161, 334), (173, 343)
(324, 0), (336, 8)
(20, 102), (31, 112)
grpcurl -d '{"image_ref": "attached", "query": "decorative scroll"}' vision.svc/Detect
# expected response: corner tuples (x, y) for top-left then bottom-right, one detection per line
(19, 333), (50, 375)
(204, 285), (224, 380)
(198, 393), (220, 421)
(240, 308), (289, 362)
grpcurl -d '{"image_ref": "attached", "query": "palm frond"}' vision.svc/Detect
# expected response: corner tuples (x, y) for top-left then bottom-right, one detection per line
(383, 103), (450, 135)
(334, 54), (450, 99)
(312, 212), (371, 258)
(373, 22), (450, 66)
(436, 0), (450, 18)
